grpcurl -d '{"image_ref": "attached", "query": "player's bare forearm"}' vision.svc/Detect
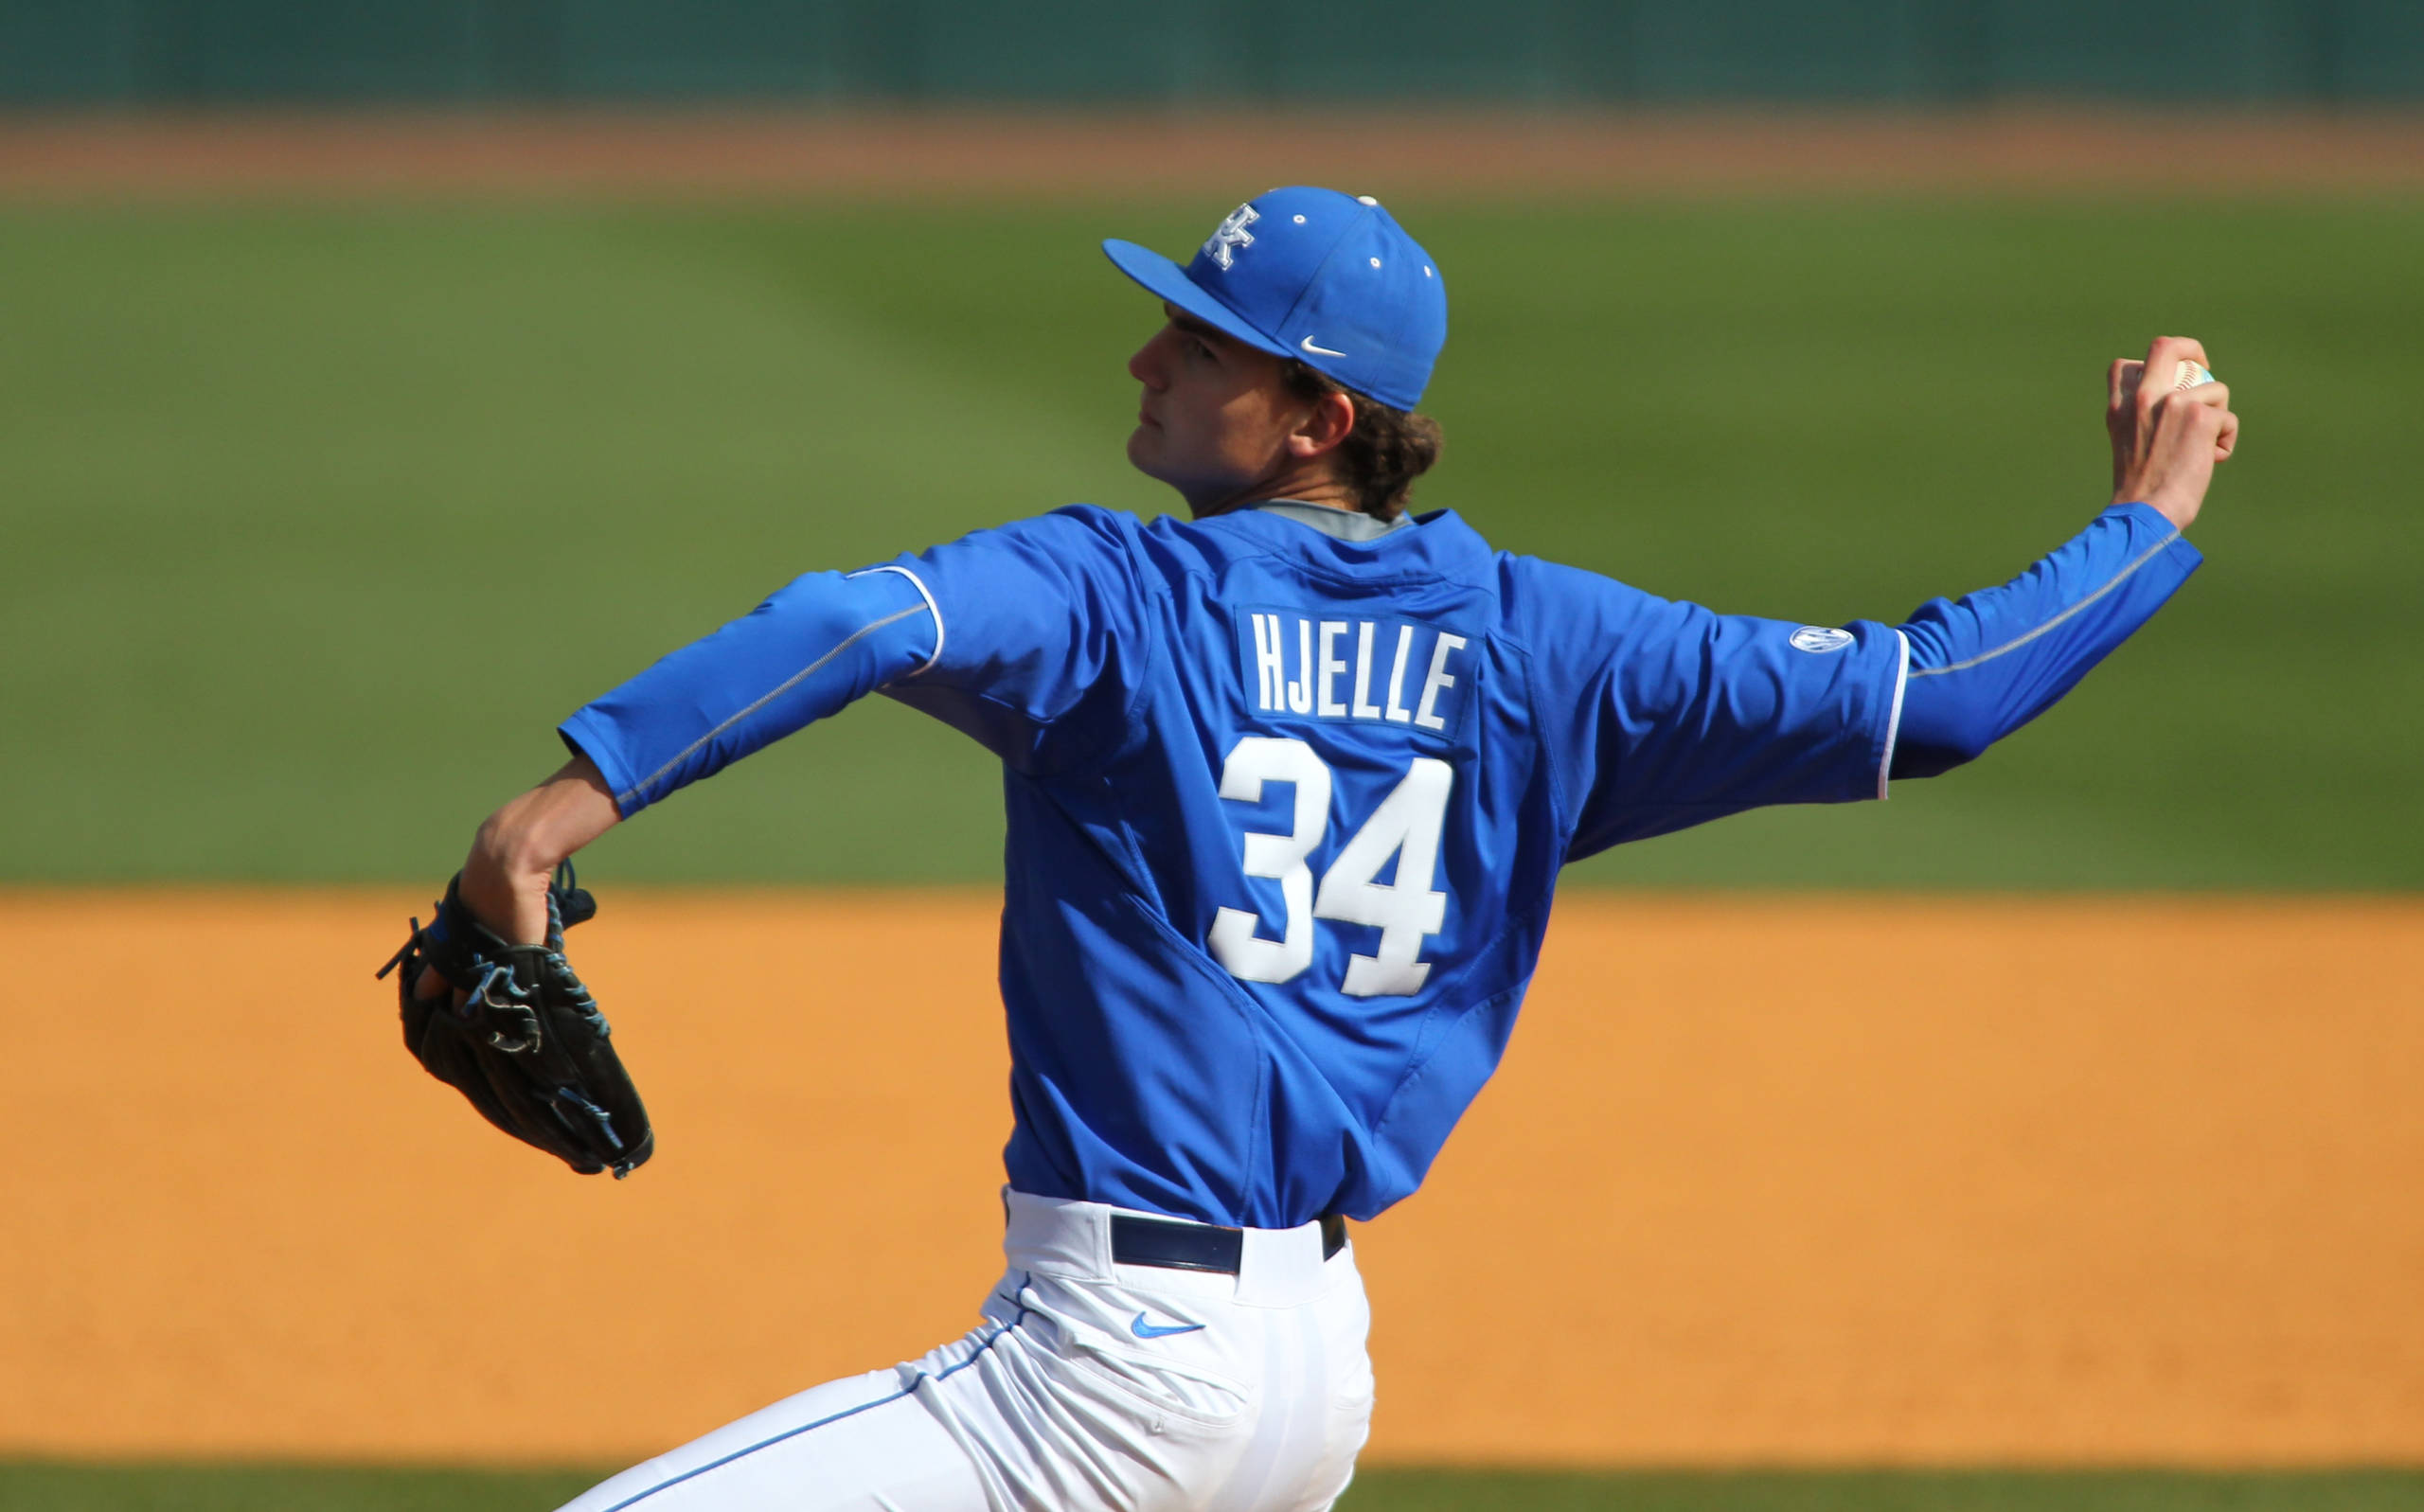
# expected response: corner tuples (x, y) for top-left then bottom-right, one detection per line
(459, 754), (620, 946)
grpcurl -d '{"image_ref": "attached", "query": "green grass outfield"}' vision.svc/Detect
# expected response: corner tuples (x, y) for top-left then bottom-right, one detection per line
(3, 1464), (2421, 1512)
(3, 200), (2418, 888)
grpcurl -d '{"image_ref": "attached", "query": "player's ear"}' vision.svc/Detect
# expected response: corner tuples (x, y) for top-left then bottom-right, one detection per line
(1287, 390), (1357, 460)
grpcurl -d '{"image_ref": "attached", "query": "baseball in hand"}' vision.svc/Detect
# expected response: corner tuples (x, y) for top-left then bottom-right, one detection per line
(2175, 360), (2218, 390)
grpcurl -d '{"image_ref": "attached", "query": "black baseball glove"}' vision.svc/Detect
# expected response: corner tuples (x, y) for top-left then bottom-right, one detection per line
(376, 864), (653, 1178)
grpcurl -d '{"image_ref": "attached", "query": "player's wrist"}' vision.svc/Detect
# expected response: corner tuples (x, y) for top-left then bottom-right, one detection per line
(460, 757), (620, 945)
(2131, 491), (2200, 532)
(462, 818), (557, 945)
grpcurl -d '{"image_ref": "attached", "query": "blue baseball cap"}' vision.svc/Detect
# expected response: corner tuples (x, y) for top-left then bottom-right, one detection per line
(1103, 187), (1448, 413)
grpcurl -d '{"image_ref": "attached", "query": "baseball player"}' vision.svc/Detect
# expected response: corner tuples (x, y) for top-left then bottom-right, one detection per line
(422, 187), (2235, 1512)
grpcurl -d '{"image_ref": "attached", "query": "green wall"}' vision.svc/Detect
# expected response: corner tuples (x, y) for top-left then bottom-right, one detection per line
(4, 0), (2419, 106)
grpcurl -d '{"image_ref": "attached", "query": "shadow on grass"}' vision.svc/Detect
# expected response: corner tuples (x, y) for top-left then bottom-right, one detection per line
(4, 1463), (2422, 1511)
(1341, 1468), (2424, 1510)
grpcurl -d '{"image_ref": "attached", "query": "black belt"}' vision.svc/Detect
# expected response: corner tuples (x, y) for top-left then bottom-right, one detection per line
(1110, 1213), (1346, 1273)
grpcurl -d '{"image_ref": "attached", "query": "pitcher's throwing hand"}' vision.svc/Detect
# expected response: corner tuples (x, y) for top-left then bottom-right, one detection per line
(2110, 334), (2240, 529)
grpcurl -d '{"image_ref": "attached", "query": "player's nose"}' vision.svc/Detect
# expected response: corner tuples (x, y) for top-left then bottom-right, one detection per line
(1127, 331), (1168, 389)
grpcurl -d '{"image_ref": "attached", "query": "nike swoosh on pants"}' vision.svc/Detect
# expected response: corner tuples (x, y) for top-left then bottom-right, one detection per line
(1130, 1311), (1206, 1339)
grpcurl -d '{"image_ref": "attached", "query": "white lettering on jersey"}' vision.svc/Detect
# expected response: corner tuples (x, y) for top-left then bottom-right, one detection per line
(1350, 622), (1383, 720)
(1207, 736), (1330, 983)
(1252, 614), (1285, 710)
(1285, 617), (1313, 714)
(1314, 754), (1453, 995)
(1415, 633), (1467, 732)
(1384, 625), (1416, 722)
(1212, 738), (1455, 996)
(1317, 622), (1349, 718)
(1239, 611), (1470, 737)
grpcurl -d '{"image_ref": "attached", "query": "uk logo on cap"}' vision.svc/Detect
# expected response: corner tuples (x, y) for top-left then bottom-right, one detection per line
(1103, 187), (1449, 412)
(1203, 204), (1258, 270)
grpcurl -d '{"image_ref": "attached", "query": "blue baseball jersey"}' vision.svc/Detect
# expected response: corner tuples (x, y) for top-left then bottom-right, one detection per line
(565, 504), (1911, 1229)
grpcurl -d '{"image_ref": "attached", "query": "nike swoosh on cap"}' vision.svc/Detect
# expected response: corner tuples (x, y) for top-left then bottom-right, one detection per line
(1130, 1311), (1206, 1340)
(1298, 335), (1347, 358)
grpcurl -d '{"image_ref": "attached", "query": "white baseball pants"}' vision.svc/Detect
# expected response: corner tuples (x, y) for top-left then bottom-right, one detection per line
(557, 1191), (1375, 1512)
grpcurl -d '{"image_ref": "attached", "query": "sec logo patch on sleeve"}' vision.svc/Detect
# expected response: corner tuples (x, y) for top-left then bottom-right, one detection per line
(1789, 626), (1856, 653)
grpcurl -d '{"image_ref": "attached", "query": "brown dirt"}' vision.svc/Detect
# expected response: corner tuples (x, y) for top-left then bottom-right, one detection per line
(5, 890), (2420, 1467)
(2, 108), (2422, 201)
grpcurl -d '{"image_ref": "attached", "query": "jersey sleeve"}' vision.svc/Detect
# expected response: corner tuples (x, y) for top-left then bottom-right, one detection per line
(1891, 502), (2201, 778)
(1522, 561), (1908, 860)
(873, 506), (1155, 773)
(558, 566), (938, 818)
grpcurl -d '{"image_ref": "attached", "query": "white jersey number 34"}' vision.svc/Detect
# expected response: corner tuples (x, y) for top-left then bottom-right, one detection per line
(1208, 736), (1452, 997)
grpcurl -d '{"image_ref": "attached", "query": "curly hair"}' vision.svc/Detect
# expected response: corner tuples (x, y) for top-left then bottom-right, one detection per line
(1280, 361), (1445, 521)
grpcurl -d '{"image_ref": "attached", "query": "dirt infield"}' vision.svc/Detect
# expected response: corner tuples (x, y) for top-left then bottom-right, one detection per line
(3, 108), (2422, 199)
(4, 890), (2420, 1468)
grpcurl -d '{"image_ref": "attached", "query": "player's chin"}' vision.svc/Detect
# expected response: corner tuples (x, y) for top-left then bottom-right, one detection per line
(1125, 424), (1166, 474)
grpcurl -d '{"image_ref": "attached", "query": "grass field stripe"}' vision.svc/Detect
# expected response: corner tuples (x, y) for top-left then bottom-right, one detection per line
(598, 1298), (1028, 1511)
(615, 603), (933, 808)
(1909, 526), (2183, 680)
